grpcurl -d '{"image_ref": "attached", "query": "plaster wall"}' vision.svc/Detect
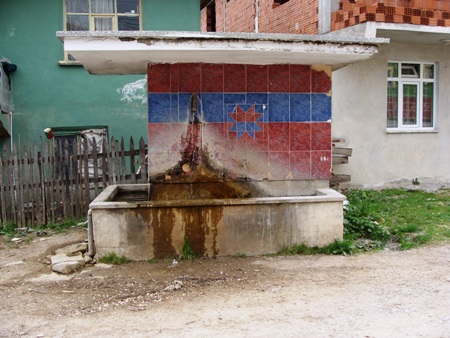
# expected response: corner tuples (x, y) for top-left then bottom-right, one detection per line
(332, 41), (450, 185)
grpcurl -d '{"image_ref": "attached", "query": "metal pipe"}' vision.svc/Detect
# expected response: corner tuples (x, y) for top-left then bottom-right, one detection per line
(87, 209), (95, 257)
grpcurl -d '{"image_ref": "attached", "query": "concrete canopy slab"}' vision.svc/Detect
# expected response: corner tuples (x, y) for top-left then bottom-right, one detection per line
(56, 31), (388, 75)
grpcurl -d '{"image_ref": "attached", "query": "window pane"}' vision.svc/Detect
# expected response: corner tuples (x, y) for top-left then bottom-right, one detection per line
(66, 0), (88, 13)
(388, 63), (398, 78)
(401, 63), (420, 78)
(94, 17), (113, 30)
(118, 16), (139, 30)
(423, 82), (434, 127)
(67, 15), (89, 30)
(117, 0), (139, 14)
(92, 0), (114, 13)
(423, 64), (434, 79)
(402, 84), (417, 125)
(387, 81), (398, 128)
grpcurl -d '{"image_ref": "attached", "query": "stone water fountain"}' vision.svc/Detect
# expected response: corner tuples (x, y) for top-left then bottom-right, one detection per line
(89, 63), (345, 260)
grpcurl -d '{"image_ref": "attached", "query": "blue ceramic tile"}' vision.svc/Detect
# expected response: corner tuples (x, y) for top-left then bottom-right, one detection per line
(268, 94), (289, 122)
(311, 94), (331, 122)
(290, 94), (311, 122)
(148, 94), (171, 123)
(178, 93), (193, 123)
(226, 104), (237, 122)
(254, 104), (267, 120)
(170, 94), (179, 122)
(200, 93), (224, 122)
(224, 93), (246, 104)
(247, 93), (268, 104)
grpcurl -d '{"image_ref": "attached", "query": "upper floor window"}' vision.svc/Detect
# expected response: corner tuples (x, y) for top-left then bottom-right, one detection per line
(65, 0), (141, 31)
(63, 0), (141, 62)
(387, 61), (436, 130)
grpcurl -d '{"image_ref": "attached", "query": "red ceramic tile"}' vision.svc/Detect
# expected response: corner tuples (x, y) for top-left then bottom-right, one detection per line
(179, 63), (201, 92)
(290, 151), (311, 179)
(203, 123), (226, 139)
(224, 64), (246, 92)
(147, 64), (171, 93)
(170, 64), (179, 93)
(290, 123), (311, 151)
(311, 123), (331, 150)
(246, 65), (268, 92)
(290, 65), (311, 93)
(254, 124), (268, 141)
(250, 152), (269, 180)
(268, 123), (290, 151)
(247, 138), (269, 152)
(269, 65), (290, 92)
(148, 123), (172, 152)
(311, 68), (332, 93)
(201, 64), (224, 92)
(268, 151), (290, 179)
(311, 150), (332, 179)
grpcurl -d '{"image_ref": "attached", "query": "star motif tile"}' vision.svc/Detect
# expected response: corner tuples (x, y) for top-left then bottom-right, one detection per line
(229, 105), (263, 139)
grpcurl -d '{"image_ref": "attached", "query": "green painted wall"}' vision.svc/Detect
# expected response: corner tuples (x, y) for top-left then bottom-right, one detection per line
(0, 0), (200, 149)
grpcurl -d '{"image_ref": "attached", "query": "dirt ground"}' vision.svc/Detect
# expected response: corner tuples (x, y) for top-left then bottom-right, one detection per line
(0, 227), (449, 338)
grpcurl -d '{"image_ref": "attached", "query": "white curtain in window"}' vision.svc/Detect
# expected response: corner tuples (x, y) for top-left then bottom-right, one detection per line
(92, 0), (114, 13)
(94, 17), (113, 30)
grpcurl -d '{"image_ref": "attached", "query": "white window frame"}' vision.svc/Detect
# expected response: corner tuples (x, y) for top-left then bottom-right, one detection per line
(61, 0), (142, 64)
(387, 61), (437, 132)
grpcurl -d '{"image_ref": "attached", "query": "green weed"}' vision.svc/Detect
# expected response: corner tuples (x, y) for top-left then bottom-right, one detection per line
(99, 252), (130, 265)
(178, 236), (199, 261)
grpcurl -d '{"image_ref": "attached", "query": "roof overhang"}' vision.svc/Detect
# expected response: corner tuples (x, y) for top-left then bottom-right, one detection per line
(56, 31), (388, 75)
(328, 22), (450, 46)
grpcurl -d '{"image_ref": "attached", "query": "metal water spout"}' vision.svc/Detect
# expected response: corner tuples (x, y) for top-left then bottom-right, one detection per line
(182, 93), (202, 174)
(189, 92), (200, 124)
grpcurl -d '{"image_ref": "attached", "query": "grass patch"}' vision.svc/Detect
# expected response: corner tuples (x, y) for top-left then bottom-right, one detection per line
(233, 252), (247, 258)
(147, 258), (160, 264)
(99, 252), (130, 265)
(278, 239), (355, 256)
(343, 188), (450, 252)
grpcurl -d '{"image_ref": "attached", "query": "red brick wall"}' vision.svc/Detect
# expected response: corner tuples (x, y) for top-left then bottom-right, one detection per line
(258, 0), (319, 34)
(201, 0), (319, 34)
(333, 0), (450, 30)
(201, 7), (208, 31)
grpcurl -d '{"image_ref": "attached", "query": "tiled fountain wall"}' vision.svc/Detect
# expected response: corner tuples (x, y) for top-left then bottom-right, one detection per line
(147, 63), (332, 182)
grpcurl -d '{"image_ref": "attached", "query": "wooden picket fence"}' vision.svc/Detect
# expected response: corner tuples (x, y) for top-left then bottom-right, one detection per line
(0, 136), (148, 228)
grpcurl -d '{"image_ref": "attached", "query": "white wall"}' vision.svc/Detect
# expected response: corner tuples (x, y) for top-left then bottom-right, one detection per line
(332, 41), (450, 185)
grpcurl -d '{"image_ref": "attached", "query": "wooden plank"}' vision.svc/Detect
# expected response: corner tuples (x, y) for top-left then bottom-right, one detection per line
(332, 137), (346, 144)
(332, 156), (349, 165)
(40, 140), (47, 224)
(34, 143), (43, 225)
(120, 137), (126, 184)
(12, 146), (23, 225)
(72, 140), (80, 219)
(129, 136), (136, 184)
(101, 138), (108, 190)
(330, 174), (352, 186)
(92, 138), (99, 197)
(0, 150), (6, 226)
(332, 146), (353, 156)
(138, 137), (147, 182)
(83, 137), (90, 214)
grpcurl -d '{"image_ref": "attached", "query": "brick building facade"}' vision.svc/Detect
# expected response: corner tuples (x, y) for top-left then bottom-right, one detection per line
(201, 0), (320, 34)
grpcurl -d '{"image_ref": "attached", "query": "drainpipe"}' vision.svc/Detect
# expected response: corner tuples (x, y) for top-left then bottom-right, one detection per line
(255, 0), (259, 33)
(223, 0), (226, 32)
(87, 209), (95, 257)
